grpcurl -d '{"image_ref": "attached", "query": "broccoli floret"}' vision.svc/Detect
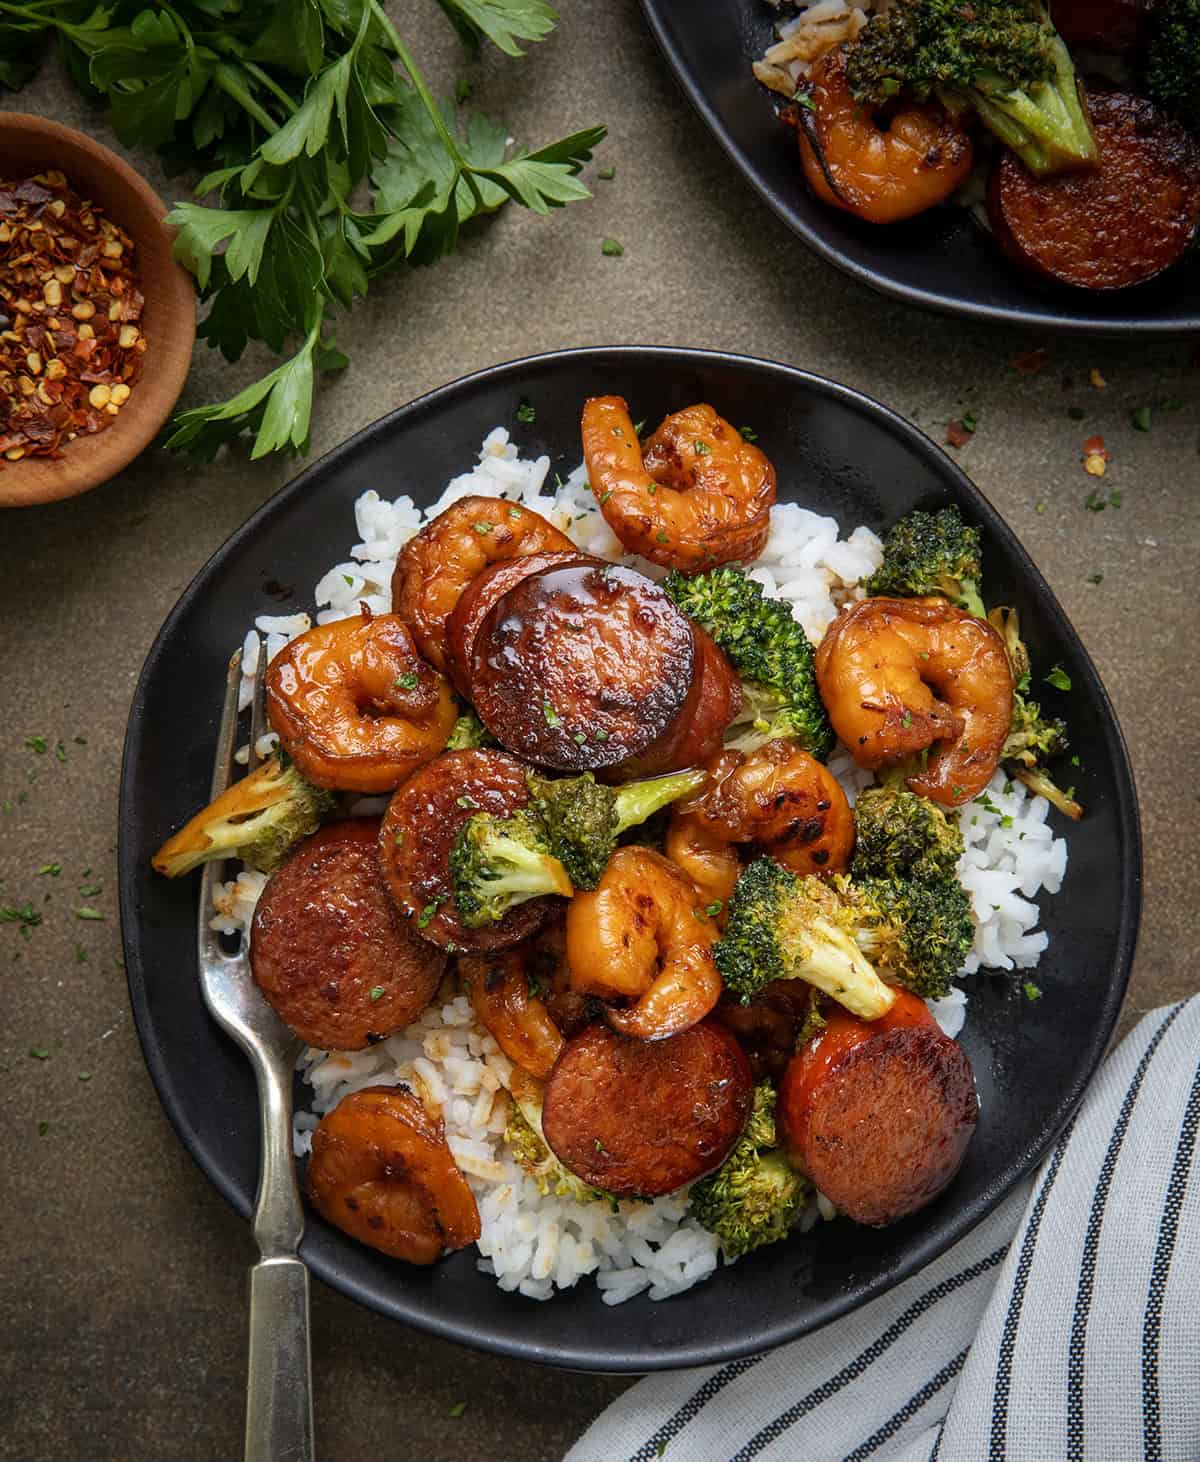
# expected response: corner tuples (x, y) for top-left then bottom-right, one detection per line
(662, 566), (834, 760)
(450, 768), (705, 925)
(715, 859), (898, 1018)
(445, 708), (494, 750)
(844, 0), (1098, 176)
(717, 859), (971, 1009)
(690, 1083), (810, 1260)
(1143, 0), (1200, 134)
(151, 753), (335, 878)
(864, 505), (986, 618)
(990, 606), (1082, 821)
(448, 810), (573, 928)
(852, 784), (965, 884)
(527, 767), (707, 889)
(847, 874), (974, 1002)
(504, 1086), (617, 1208)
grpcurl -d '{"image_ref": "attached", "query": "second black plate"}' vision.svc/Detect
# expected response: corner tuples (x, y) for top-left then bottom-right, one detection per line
(639, 0), (1200, 336)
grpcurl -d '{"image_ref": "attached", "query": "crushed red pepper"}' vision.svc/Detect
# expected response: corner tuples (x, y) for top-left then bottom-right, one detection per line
(0, 171), (146, 465)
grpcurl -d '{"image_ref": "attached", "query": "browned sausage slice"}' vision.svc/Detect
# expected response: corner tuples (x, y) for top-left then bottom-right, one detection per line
(1050, 0), (1150, 54)
(445, 549), (595, 699)
(470, 561), (698, 772)
(306, 1085), (480, 1263)
(378, 748), (551, 953)
(251, 819), (445, 1049)
(989, 90), (1200, 292)
(778, 994), (978, 1227)
(542, 1021), (753, 1197)
(618, 622), (742, 779)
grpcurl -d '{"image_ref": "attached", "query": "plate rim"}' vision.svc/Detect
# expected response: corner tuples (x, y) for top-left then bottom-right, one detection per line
(119, 344), (1143, 1370)
(636, 0), (1200, 338)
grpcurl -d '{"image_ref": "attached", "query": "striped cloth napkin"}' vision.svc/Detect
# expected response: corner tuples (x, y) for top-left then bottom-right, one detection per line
(567, 996), (1200, 1462)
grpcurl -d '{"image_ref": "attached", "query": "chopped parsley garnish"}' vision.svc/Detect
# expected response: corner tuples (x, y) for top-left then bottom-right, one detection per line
(29, 1047), (49, 1061)
(1022, 981), (1043, 1002)
(1130, 405), (1152, 432)
(417, 899), (443, 930)
(54, 742), (67, 763)
(693, 440), (711, 456)
(75, 907), (104, 921)
(37, 863), (62, 878)
(472, 519), (493, 535)
(1044, 665), (1072, 692)
(369, 986), (385, 1003)
(79, 883), (102, 898)
(24, 735), (47, 754)
(600, 237), (624, 257)
(543, 701), (562, 727)
(78, 1070), (92, 1082)
(738, 425), (758, 442)
(597, 164), (616, 180)
(516, 402), (536, 424)
(1087, 572), (1103, 585)
(961, 410), (978, 432)
(393, 672), (419, 691)
(655, 530), (670, 545)
(705, 901), (723, 917)
(454, 77), (472, 104)
(449, 1402), (468, 1419)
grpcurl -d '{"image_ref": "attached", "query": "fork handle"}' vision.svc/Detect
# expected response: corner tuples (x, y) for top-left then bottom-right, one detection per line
(246, 1256), (314, 1462)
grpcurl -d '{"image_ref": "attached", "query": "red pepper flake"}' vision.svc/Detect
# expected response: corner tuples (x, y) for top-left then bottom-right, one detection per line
(1010, 348), (1050, 375)
(1082, 435), (1112, 461)
(0, 171), (145, 466)
(945, 420), (974, 449)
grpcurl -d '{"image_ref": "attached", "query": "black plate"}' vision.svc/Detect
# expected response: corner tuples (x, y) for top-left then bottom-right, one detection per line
(638, 0), (1200, 336)
(119, 347), (1141, 1372)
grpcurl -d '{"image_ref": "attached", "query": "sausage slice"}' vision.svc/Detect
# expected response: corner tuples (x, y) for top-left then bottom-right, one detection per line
(378, 748), (551, 953)
(469, 561), (698, 772)
(989, 90), (1200, 292)
(250, 819), (445, 1049)
(445, 549), (595, 699)
(542, 1021), (753, 1197)
(778, 992), (978, 1227)
(619, 622), (742, 779)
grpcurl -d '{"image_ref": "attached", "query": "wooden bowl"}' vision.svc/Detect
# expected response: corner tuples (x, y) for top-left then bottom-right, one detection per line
(0, 115), (196, 508)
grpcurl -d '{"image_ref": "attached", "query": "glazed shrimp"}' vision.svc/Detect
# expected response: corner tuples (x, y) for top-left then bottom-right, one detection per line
(566, 846), (722, 1041)
(581, 397), (775, 571)
(460, 949), (565, 1080)
(676, 740), (856, 877)
(792, 48), (974, 226)
(391, 496), (576, 673)
(815, 596), (1013, 807)
(305, 1085), (481, 1264)
(266, 613), (457, 793)
(664, 809), (741, 917)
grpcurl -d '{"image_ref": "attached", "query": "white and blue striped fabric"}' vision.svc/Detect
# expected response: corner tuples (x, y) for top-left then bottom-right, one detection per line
(568, 997), (1200, 1462)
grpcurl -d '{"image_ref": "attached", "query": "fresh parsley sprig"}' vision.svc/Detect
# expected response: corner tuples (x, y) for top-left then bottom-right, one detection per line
(0, 0), (604, 459)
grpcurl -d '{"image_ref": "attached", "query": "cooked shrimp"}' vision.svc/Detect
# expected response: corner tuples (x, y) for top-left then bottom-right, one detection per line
(815, 596), (1013, 807)
(664, 809), (741, 917)
(676, 739), (856, 876)
(460, 949), (564, 1080)
(565, 846), (722, 1041)
(305, 1085), (481, 1264)
(581, 397), (775, 571)
(793, 48), (974, 226)
(391, 496), (576, 673)
(266, 613), (457, 793)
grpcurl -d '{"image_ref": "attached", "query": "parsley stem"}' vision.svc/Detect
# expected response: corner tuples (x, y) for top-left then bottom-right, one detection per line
(213, 62), (280, 135)
(240, 60), (298, 117)
(368, 0), (468, 170)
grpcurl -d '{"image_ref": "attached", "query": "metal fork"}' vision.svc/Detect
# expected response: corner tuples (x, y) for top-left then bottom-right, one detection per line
(198, 640), (315, 1462)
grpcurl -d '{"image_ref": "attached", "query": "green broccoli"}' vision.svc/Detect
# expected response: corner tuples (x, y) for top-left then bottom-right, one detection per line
(445, 708), (494, 750)
(844, 0), (1098, 176)
(1143, 0), (1200, 133)
(851, 784), (965, 884)
(715, 859), (898, 1018)
(151, 753), (335, 878)
(990, 607), (1082, 820)
(690, 1083), (810, 1260)
(449, 767), (707, 926)
(527, 767), (706, 889)
(504, 1086), (618, 1208)
(864, 505), (986, 618)
(847, 875), (974, 1001)
(448, 809), (573, 928)
(662, 566), (834, 759)
(716, 858), (972, 1009)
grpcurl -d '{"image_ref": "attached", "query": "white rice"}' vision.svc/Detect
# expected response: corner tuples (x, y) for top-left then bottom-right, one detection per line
(215, 424), (1069, 1302)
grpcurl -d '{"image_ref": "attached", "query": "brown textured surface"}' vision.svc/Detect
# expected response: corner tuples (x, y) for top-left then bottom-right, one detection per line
(0, 2), (1197, 1457)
